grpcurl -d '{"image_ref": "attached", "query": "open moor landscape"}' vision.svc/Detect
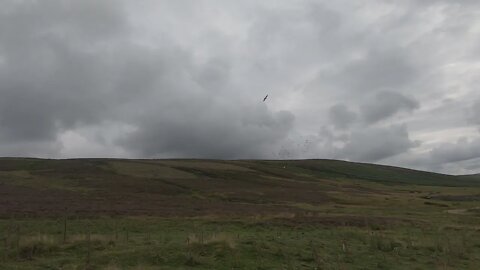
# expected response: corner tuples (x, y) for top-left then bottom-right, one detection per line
(0, 158), (479, 269)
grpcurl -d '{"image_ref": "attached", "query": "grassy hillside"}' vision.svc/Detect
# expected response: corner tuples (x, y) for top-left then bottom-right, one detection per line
(0, 157), (478, 217)
(0, 158), (479, 269)
(244, 159), (480, 186)
(459, 173), (480, 181)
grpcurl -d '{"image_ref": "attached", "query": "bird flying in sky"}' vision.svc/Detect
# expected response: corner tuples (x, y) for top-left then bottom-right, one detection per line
(263, 94), (268, 102)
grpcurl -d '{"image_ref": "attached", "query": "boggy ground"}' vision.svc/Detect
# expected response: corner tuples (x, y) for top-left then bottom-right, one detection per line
(0, 158), (479, 269)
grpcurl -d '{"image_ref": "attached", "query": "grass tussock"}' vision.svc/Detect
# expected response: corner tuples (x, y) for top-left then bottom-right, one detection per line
(187, 232), (236, 249)
(17, 234), (59, 260)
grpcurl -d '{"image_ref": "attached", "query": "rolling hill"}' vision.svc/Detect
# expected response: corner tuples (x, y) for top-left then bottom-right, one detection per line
(1, 158), (480, 269)
(0, 157), (478, 218)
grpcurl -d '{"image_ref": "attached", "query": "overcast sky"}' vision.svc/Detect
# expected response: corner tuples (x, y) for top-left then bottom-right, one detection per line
(1, 0), (480, 174)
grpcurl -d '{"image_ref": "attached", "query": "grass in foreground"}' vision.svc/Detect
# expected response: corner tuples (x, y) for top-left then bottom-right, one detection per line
(1, 215), (480, 270)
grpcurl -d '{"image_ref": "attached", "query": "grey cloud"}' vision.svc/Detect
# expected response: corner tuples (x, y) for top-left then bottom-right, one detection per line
(0, 140), (61, 158)
(0, 0), (479, 174)
(379, 135), (480, 175)
(284, 124), (418, 163)
(0, 0), (296, 158)
(0, 0), (127, 145)
(339, 124), (418, 162)
(328, 104), (357, 129)
(0, 0), (127, 42)
(462, 158), (480, 172)
(315, 48), (418, 98)
(341, 50), (417, 93)
(430, 138), (480, 165)
(120, 105), (294, 159)
(361, 91), (419, 124)
(467, 99), (480, 126)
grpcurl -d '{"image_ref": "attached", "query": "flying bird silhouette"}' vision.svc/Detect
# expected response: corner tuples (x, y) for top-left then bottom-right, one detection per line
(263, 94), (268, 102)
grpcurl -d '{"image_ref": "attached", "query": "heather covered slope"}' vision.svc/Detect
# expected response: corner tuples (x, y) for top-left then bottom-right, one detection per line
(0, 158), (478, 217)
(1, 158), (480, 269)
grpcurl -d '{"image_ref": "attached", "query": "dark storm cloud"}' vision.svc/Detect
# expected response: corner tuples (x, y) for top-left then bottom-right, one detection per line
(361, 91), (419, 124)
(121, 105), (294, 158)
(0, 0), (128, 145)
(0, 0), (296, 158)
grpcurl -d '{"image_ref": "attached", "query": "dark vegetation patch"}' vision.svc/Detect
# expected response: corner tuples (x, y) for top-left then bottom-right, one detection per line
(424, 201), (449, 207)
(256, 215), (420, 229)
(430, 194), (480, 201)
(467, 208), (480, 214)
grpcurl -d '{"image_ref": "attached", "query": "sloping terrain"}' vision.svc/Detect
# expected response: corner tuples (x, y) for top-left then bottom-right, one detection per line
(460, 173), (480, 181)
(0, 158), (478, 218)
(1, 158), (480, 269)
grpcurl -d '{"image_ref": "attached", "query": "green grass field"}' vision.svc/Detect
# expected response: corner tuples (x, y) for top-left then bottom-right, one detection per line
(0, 158), (479, 269)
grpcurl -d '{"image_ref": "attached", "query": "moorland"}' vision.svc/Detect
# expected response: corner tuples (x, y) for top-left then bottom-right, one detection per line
(0, 158), (479, 269)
